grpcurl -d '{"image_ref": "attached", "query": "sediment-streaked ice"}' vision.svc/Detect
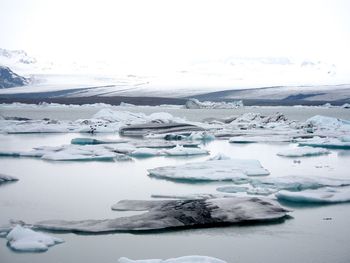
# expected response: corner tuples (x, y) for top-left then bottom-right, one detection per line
(35, 197), (289, 232)
(118, 255), (227, 263)
(276, 187), (350, 204)
(5, 225), (63, 252)
(277, 146), (330, 157)
(148, 159), (269, 182)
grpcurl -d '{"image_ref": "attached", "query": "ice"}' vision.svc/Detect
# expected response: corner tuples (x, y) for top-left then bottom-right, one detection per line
(276, 187), (350, 204)
(297, 137), (350, 149)
(71, 137), (128, 145)
(277, 146), (330, 157)
(229, 135), (291, 143)
(247, 187), (276, 196)
(0, 173), (18, 184)
(185, 98), (243, 109)
(304, 115), (350, 133)
(5, 225), (63, 252)
(208, 153), (231, 160)
(148, 159), (269, 182)
(251, 175), (350, 191)
(216, 186), (248, 193)
(35, 197), (289, 232)
(118, 255), (227, 263)
(162, 145), (209, 156)
(151, 194), (224, 200)
(188, 131), (215, 141)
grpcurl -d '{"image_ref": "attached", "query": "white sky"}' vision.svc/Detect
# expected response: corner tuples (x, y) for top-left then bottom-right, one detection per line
(1, 0), (350, 73)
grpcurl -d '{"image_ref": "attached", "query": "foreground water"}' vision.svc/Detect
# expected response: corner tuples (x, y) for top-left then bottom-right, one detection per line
(0, 106), (350, 263)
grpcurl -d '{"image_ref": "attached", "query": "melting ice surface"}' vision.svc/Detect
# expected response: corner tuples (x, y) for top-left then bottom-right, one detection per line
(277, 146), (330, 157)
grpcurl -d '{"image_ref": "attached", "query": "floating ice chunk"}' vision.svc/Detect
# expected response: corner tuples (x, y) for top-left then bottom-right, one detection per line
(188, 132), (215, 141)
(298, 137), (350, 149)
(276, 187), (350, 204)
(71, 138), (128, 145)
(6, 225), (63, 252)
(208, 153), (231, 161)
(216, 186), (248, 193)
(229, 135), (290, 143)
(148, 159), (269, 182)
(118, 255), (227, 263)
(247, 188), (276, 196)
(163, 145), (209, 156)
(304, 115), (350, 132)
(0, 173), (18, 184)
(151, 193), (224, 200)
(277, 147), (330, 157)
(92, 109), (146, 123)
(130, 148), (161, 158)
(251, 175), (350, 191)
(35, 197), (289, 232)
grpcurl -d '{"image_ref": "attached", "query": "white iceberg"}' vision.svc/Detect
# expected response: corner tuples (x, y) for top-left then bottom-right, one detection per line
(148, 159), (269, 182)
(251, 175), (350, 191)
(118, 255), (227, 263)
(0, 173), (18, 184)
(6, 225), (63, 252)
(277, 146), (330, 157)
(304, 115), (350, 133)
(276, 187), (350, 204)
(297, 137), (350, 149)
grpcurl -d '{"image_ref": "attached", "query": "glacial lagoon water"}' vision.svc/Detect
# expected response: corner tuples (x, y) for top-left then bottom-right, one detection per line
(0, 107), (350, 263)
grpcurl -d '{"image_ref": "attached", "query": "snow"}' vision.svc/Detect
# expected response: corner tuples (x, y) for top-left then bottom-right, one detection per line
(0, 173), (18, 184)
(148, 159), (269, 181)
(6, 225), (63, 252)
(277, 146), (330, 157)
(118, 255), (227, 263)
(276, 187), (350, 204)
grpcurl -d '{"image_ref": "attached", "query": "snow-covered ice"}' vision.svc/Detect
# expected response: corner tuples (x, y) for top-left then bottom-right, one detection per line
(276, 186), (350, 204)
(148, 159), (269, 182)
(118, 255), (227, 263)
(5, 225), (63, 252)
(277, 146), (330, 157)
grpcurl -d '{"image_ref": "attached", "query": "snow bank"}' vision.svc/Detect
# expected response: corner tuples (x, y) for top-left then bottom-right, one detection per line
(6, 225), (63, 252)
(148, 159), (269, 181)
(277, 146), (330, 157)
(118, 255), (227, 263)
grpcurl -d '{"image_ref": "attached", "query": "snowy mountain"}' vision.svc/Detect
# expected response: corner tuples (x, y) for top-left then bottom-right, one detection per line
(0, 66), (29, 88)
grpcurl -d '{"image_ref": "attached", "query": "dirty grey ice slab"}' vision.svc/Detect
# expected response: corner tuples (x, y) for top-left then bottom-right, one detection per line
(34, 197), (289, 233)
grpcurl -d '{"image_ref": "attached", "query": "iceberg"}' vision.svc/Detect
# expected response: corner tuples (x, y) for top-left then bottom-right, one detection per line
(6, 225), (63, 252)
(276, 187), (350, 204)
(304, 115), (350, 133)
(251, 175), (350, 191)
(148, 159), (269, 182)
(71, 137), (128, 145)
(35, 197), (289, 232)
(277, 147), (330, 157)
(162, 145), (209, 156)
(229, 135), (290, 143)
(298, 137), (350, 149)
(118, 255), (227, 263)
(0, 173), (18, 184)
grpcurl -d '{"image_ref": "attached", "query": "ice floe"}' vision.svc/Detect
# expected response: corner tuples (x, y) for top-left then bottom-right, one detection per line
(71, 137), (128, 145)
(0, 173), (18, 184)
(120, 123), (204, 136)
(276, 186), (350, 204)
(35, 197), (289, 232)
(229, 135), (291, 143)
(148, 159), (269, 182)
(303, 115), (350, 134)
(5, 225), (63, 252)
(277, 146), (330, 157)
(118, 255), (227, 263)
(251, 175), (350, 191)
(297, 137), (350, 149)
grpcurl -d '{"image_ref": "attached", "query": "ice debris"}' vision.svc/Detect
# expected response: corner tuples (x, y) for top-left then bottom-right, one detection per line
(0, 173), (18, 184)
(277, 147), (330, 157)
(6, 225), (63, 252)
(148, 159), (269, 182)
(118, 255), (227, 263)
(276, 186), (350, 204)
(35, 197), (289, 232)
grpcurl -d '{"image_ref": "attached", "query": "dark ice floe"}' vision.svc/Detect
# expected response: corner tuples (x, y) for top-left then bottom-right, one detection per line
(277, 146), (330, 157)
(118, 255), (227, 263)
(276, 186), (350, 204)
(0, 173), (18, 184)
(34, 197), (289, 233)
(148, 159), (270, 182)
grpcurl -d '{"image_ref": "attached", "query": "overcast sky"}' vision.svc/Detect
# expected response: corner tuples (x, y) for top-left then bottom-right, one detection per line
(1, 0), (350, 72)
